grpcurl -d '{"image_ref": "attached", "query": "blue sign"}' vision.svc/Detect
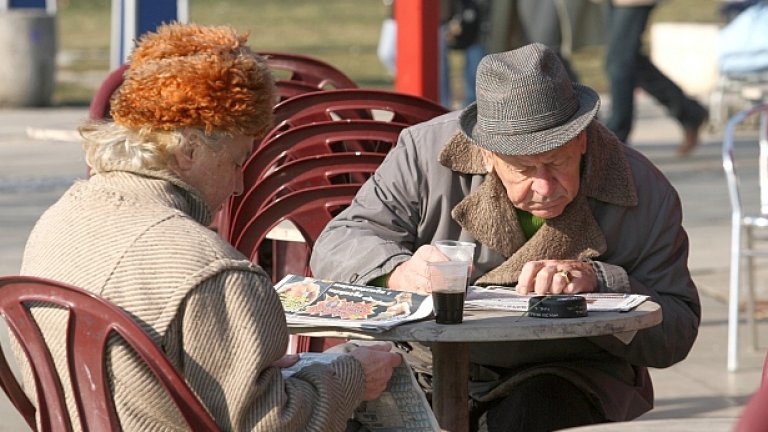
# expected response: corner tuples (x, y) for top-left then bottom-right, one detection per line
(3, 0), (56, 15)
(138, 0), (178, 36)
(8, 0), (46, 7)
(111, 0), (187, 68)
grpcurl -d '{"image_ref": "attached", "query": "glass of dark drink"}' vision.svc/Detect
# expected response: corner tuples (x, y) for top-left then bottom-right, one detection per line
(427, 260), (469, 324)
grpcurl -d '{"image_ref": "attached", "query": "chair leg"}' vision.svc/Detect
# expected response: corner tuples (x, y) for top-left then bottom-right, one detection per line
(287, 335), (312, 354)
(272, 241), (311, 283)
(709, 76), (725, 130)
(745, 228), (758, 352)
(728, 221), (743, 372)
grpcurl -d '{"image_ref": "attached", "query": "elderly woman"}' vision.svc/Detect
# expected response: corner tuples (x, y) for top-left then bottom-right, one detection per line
(17, 22), (400, 431)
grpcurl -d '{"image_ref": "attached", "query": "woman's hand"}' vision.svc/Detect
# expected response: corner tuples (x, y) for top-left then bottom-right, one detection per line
(270, 353), (300, 368)
(349, 343), (403, 401)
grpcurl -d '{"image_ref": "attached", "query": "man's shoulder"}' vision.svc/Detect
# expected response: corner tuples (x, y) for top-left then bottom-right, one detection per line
(591, 122), (671, 189)
(621, 144), (672, 187)
(405, 110), (461, 133)
(397, 110), (462, 155)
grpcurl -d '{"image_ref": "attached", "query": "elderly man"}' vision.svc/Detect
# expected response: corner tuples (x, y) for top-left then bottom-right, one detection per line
(310, 43), (700, 431)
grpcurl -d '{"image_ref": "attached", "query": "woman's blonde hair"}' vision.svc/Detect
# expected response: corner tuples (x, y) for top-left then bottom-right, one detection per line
(79, 121), (225, 173)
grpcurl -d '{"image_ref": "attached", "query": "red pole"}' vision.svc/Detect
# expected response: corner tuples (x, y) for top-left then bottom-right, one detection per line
(394, 0), (440, 103)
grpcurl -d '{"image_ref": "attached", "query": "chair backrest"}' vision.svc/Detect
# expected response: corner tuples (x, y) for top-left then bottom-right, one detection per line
(232, 184), (361, 263)
(213, 120), (404, 241)
(228, 152), (384, 245)
(247, 119), (405, 185)
(259, 51), (358, 91)
(274, 80), (323, 102)
(0, 276), (220, 432)
(88, 64), (129, 121)
(722, 102), (768, 218)
(264, 88), (448, 143)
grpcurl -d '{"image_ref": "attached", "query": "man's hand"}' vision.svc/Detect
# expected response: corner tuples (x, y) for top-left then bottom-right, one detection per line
(349, 343), (403, 401)
(516, 259), (597, 295)
(386, 245), (449, 294)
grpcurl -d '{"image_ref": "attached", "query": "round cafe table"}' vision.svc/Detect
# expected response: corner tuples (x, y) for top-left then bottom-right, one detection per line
(291, 301), (662, 432)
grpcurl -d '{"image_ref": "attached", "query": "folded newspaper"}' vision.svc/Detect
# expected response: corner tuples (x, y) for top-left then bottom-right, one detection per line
(274, 275), (434, 332)
(282, 352), (440, 432)
(465, 286), (649, 312)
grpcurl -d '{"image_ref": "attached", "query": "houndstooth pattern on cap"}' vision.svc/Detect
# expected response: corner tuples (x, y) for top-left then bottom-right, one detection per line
(459, 42), (600, 156)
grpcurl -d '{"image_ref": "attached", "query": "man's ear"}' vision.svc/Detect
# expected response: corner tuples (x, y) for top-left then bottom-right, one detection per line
(479, 148), (495, 173)
(577, 129), (588, 155)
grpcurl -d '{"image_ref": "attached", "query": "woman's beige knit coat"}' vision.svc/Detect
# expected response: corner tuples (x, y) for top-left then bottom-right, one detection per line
(16, 168), (365, 431)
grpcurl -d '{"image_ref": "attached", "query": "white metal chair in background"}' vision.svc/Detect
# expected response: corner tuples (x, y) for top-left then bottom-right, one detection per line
(723, 102), (768, 371)
(709, 1), (768, 130)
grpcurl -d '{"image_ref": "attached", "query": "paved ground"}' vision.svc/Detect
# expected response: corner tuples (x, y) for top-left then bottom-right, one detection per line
(0, 92), (766, 430)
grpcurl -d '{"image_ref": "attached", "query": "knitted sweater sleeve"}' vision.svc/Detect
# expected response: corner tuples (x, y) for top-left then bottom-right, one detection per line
(176, 269), (366, 432)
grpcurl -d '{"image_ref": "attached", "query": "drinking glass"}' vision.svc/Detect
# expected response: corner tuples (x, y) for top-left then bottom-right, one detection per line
(427, 260), (469, 324)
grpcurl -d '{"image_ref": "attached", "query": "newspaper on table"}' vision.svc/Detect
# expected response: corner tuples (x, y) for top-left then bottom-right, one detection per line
(465, 285), (649, 312)
(274, 274), (434, 332)
(282, 352), (440, 432)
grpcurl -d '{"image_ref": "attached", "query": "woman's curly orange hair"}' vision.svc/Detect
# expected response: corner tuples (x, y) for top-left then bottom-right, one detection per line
(111, 22), (275, 137)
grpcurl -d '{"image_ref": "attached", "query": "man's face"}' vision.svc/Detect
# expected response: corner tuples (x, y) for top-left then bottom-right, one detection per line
(481, 131), (587, 219)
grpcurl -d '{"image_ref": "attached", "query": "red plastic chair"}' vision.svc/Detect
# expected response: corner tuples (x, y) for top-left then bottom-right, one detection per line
(233, 184), (361, 269)
(215, 120), (405, 240)
(247, 120), (405, 185)
(0, 276), (220, 432)
(263, 88), (449, 143)
(259, 51), (358, 91)
(734, 351), (768, 431)
(88, 64), (128, 121)
(228, 152), (384, 246)
(274, 80), (323, 102)
(227, 88), (445, 241)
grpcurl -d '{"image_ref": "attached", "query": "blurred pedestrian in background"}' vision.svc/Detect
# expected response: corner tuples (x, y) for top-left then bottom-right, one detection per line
(604, 0), (709, 156)
(485, 0), (605, 86)
(515, 0), (581, 82)
(440, 0), (491, 108)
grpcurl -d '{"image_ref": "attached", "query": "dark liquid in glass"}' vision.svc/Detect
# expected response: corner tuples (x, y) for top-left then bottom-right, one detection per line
(433, 291), (465, 324)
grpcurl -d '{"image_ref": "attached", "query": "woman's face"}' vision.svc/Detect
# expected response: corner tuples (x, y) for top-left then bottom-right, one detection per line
(173, 133), (254, 212)
(481, 131), (586, 219)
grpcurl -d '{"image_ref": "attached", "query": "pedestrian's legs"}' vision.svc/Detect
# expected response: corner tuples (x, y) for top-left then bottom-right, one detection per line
(483, 374), (606, 432)
(462, 42), (485, 107)
(604, 5), (653, 143)
(635, 55), (708, 130)
(516, 0), (579, 82)
(517, 0), (561, 48)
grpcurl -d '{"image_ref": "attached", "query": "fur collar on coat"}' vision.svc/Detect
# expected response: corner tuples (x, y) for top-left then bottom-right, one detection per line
(437, 121), (638, 285)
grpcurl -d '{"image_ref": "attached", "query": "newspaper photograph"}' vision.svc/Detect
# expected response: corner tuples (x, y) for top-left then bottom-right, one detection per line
(274, 275), (434, 332)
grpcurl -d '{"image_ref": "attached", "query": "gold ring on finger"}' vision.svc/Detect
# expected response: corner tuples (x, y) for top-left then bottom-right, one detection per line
(557, 270), (571, 284)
